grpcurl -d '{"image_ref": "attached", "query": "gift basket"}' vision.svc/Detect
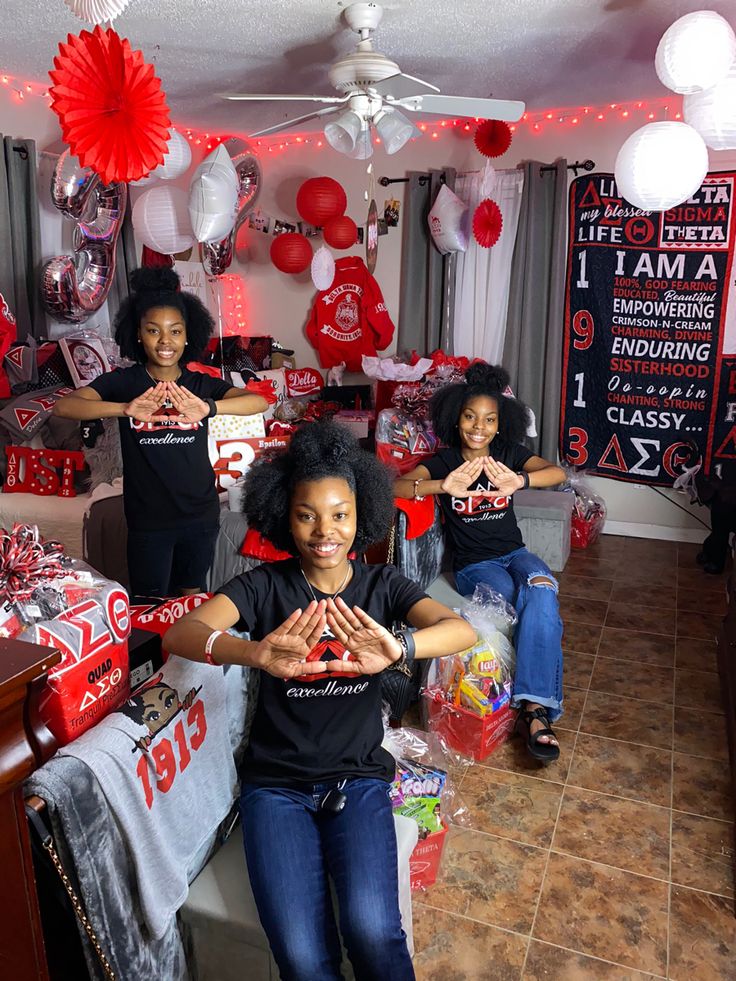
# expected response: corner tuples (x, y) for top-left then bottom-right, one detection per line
(383, 722), (468, 890)
(422, 585), (517, 762)
(374, 383), (437, 475)
(562, 468), (607, 549)
(0, 523), (130, 745)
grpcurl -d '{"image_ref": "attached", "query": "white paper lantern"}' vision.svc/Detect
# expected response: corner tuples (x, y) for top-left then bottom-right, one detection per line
(311, 246), (335, 291)
(132, 186), (195, 255)
(188, 144), (239, 243)
(614, 122), (709, 212)
(684, 62), (736, 150)
(655, 11), (736, 95)
(64, 0), (131, 25)
(130, 129), (192, 186)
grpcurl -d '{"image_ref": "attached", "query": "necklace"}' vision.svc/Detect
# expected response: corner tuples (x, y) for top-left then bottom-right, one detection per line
(145, 367), (181, 384)
(299, 561), (352, 602)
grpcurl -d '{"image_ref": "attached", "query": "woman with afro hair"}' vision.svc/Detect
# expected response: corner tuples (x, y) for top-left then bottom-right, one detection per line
(395, 363), (567, 764)
(54, 267), (268, 597)
(164, 421), (476, 981)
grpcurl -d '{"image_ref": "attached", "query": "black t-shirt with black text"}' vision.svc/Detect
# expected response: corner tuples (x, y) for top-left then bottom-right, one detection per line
(89, 365), (231, 531)
(425, 440), (534, 571)
(218, 558), (427, 787)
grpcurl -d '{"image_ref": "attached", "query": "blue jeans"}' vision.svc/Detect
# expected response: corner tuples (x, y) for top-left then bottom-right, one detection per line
(455, 547), (564, 721)
(239, 778), (415, 981)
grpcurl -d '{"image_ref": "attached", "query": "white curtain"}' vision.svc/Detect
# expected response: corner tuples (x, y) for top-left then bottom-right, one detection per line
(452, 162), (524, 362)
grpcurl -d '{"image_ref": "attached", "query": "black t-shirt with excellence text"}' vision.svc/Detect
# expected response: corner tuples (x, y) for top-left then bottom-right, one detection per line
(424, 440), (534, 571)
(89, 365), (231, 531)
(218, 558), (427, 787)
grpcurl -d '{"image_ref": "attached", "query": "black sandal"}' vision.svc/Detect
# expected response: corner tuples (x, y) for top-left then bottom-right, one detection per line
(515, 706), (560, 764)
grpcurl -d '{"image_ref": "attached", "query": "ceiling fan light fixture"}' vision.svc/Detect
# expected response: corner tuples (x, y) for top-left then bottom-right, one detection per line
(347, 120), (373, 159)
(373, 108), (419, 154)
(324, 109), (364, 154)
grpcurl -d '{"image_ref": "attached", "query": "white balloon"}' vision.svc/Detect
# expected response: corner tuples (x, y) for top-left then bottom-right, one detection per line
(427, 183), (469, 254)
(655, 11), (736, 95)
(614, 122), (709, 212)
(311, 246), (336, 291)
(63, 0), (131, 25)
(684, 62), (736, 150)
(132, 186), (195, 255)
(188, 144), (240, 244)
(131, 129), (192, 186)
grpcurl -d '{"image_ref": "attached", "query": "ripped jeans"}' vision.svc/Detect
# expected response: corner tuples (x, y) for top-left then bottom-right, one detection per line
(455, 547), (564, 722)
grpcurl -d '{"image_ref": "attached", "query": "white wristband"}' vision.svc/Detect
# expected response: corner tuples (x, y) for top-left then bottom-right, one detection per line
(204, 629), (225, 666)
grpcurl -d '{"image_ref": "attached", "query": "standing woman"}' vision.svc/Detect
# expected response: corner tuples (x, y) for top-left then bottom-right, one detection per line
(395, 363), (566, 763)
(53, 267), (268, 597)
(164, 422), (477, 981)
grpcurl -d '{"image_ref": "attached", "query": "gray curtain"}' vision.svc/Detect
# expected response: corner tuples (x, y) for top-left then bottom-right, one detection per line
(397, 169), (456, 356)
(0, 137), (43, 341)
(503, 159), (568, 461)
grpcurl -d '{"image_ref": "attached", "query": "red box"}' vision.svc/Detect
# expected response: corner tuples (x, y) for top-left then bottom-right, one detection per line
(424, 690), (515, 761)
(409, 822), (449, 890)
(571, 512), (604, 549)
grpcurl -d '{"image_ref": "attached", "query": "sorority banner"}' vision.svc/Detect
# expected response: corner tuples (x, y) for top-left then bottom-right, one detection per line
(560, 171), (736, 485)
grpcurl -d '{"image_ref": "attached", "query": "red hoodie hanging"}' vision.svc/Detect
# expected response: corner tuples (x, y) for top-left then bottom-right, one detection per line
(305, 256), (395, 371)
(48, 26), (171, 185)
(472, 199), (504, 248)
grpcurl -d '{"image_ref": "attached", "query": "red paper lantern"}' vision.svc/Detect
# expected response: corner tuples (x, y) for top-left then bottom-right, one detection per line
(323, 215), (358, 250)
(270, 233), (313, 274)
(49, 26), (171, 185)
(474, 119), (513, 158)
(296, 177), (347, 227)
(472, 199), (504, 248)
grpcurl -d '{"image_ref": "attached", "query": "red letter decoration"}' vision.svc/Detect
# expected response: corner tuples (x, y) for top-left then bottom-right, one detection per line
(3, 446), (85, 496)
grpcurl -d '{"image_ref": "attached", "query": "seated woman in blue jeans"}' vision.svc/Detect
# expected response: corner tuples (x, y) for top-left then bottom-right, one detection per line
(165, 421), (476, 981)
(396, 363), (566, 764)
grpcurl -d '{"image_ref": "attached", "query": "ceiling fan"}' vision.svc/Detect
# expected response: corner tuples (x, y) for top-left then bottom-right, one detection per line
(220, 1), (525, 158)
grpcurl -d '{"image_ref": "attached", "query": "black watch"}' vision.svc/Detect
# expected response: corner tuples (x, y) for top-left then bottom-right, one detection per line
(205, 398), (218, 419)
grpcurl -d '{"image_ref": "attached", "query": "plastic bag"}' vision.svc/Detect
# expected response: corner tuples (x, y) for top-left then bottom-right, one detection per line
(375, 406), (437, 475)
(561, 467), (607, 549)
(382, 717), (469, 829)
(460, 582), (518, 639)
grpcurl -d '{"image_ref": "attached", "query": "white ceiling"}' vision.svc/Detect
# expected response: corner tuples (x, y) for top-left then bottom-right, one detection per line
(4, 0), (735, 137)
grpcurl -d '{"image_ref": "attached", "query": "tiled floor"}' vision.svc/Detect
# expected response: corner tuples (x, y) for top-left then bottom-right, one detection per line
(410, 535), (736, 980)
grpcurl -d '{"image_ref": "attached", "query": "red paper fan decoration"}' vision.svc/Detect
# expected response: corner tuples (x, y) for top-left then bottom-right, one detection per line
(296, 177), (347, 227)
(472, 199), (503, 248)
(323, 215), (358, 249)
(270, 233), (313, 274)
(49, 26), (171, 185)
(474, 119), (512, 158)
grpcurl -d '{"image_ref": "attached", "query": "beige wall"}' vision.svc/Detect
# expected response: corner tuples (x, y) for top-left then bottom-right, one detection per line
(7, 84), (736, 541)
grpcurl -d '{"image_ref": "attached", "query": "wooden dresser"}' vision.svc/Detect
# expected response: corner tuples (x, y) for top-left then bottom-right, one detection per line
(0, 638), (60, 980)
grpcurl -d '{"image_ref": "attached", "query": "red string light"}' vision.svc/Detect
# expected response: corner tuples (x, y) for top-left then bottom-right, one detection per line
(0, 69), (680, 156)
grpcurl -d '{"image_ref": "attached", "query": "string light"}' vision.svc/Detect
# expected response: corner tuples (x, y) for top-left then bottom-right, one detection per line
(0, 69), (680, 156)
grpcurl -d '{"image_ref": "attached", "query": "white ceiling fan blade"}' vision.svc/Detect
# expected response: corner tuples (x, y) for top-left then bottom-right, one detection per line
(368, 72), (440, 101)
(249, 106), (342, 138)
(220, 92), (350, 105)
(394, 94), (525, 122)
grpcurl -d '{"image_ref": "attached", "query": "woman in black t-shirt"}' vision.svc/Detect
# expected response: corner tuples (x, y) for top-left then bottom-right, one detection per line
(396, 363), (567, 764)
(53, 268), (267, 597)
(164, 422), (476, 981)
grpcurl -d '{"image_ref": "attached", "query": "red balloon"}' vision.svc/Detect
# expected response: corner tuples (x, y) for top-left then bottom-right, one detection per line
(296, 177), (347, 227)
(323, 215), (358, 249)
(270, 232), (313, 274)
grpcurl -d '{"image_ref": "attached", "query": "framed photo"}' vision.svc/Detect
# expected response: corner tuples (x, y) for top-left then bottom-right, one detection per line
(59, 336), (110, 388)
